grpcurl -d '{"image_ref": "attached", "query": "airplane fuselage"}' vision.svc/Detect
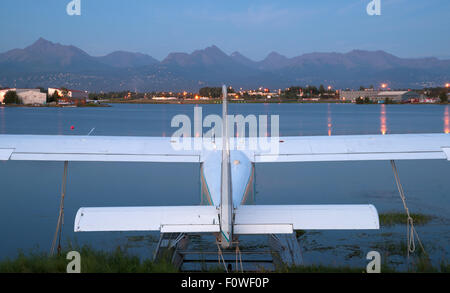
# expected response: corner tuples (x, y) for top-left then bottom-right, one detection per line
(201, 149), (254, 247)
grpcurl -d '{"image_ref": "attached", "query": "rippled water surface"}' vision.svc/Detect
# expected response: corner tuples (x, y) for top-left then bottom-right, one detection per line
(0, 103), (449, 270)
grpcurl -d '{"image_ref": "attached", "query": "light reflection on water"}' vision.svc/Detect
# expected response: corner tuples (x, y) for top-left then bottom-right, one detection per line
(444, 106), (449, 134)
(57, 109), (63, 135)
(0, 103), (449, 270)
(380, 104), (387, 135)
(327, 104), (332, 136)
(0, 107), (4, 134)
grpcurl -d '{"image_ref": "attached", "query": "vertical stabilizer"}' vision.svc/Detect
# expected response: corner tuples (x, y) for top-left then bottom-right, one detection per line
(220, 85), (233, 247)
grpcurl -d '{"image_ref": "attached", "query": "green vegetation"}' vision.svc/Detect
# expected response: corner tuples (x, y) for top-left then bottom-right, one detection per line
(280, 85), (335, 99)
(0, 244), (448, 273)
(372, 241), (409, 256)
(278, 264), (367, 273)
(379, 212), (433, 227)
(3, 90), (21, 104)
(0, 245), (177, 273)
(359, 85), (375, 91)
(295, 230), (306, 238)
(280, 260), (449, 273)
(384, 97), (394, 104)
(281, 86), (303, 98)
(199, 87), (234, 98)
(355, 97), (373, 104)
(319, 84), (326, 94)
(439, 91), (448, 104)
(60, 88), (69, 98)
(47, 90), (59, 103)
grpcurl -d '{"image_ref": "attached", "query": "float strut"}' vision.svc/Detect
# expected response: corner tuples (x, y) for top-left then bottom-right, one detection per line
(50, 161), (69, 256)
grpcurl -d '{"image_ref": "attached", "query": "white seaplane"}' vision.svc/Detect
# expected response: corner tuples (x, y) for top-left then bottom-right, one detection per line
(1, 86), (450, 250)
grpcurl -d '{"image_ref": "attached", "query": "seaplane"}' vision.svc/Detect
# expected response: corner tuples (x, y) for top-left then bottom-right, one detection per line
(1, 86), (450, 268)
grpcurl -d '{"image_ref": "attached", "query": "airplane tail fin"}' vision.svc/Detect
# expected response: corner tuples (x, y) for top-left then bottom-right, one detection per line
(219, 85), (233, 247)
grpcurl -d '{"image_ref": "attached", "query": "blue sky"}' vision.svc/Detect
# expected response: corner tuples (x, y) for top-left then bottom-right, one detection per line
(0, 0), (449, 60)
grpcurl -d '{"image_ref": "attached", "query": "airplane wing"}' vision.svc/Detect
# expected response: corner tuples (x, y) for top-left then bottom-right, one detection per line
(253, 133), (450, 163)
(3, 133), (448, 163)
(0, 134), (200, 163)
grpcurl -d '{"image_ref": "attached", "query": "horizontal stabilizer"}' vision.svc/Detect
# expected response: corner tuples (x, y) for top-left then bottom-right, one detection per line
(74, 206), (219, 233)
(442, 147), (450, 160)
(75, 204), (379, 234)
(234, 205), (379, 234)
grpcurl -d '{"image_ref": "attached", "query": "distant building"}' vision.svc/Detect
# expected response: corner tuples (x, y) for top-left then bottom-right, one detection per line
(0, 88), (46, 105)
(340, 89), (419, 103)
(339, 89), (378, 102)
(48, 88), (88, 104)
(152, 96), (178, 100)
(246, 90), (279, 98)
(0, 89), (13, 103)
(376, 91), (419, 103)
(419, 96), (439, 103)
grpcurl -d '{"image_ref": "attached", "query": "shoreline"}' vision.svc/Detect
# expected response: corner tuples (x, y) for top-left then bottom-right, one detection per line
(0, 103), (111, 108)
(1, 101), (447, 107)
(105, 99), (447, 105)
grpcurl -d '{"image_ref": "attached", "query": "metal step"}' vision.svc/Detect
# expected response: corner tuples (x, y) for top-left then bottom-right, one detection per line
(153, 233), (303, 272)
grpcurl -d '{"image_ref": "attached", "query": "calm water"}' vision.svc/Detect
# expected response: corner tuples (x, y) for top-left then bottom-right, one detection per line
(0, 103), (449, 270)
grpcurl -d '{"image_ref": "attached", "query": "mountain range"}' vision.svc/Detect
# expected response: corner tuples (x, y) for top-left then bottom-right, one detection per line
(0, 38), (449, 92)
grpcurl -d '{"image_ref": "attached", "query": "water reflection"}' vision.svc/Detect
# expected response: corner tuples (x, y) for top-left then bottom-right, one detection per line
(380, 104), (387, 135)
(57, 109), (63, 135)
(0, 107), (4, 134)
(327, 104), (332, 136)
(445, 106), (449, 134)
